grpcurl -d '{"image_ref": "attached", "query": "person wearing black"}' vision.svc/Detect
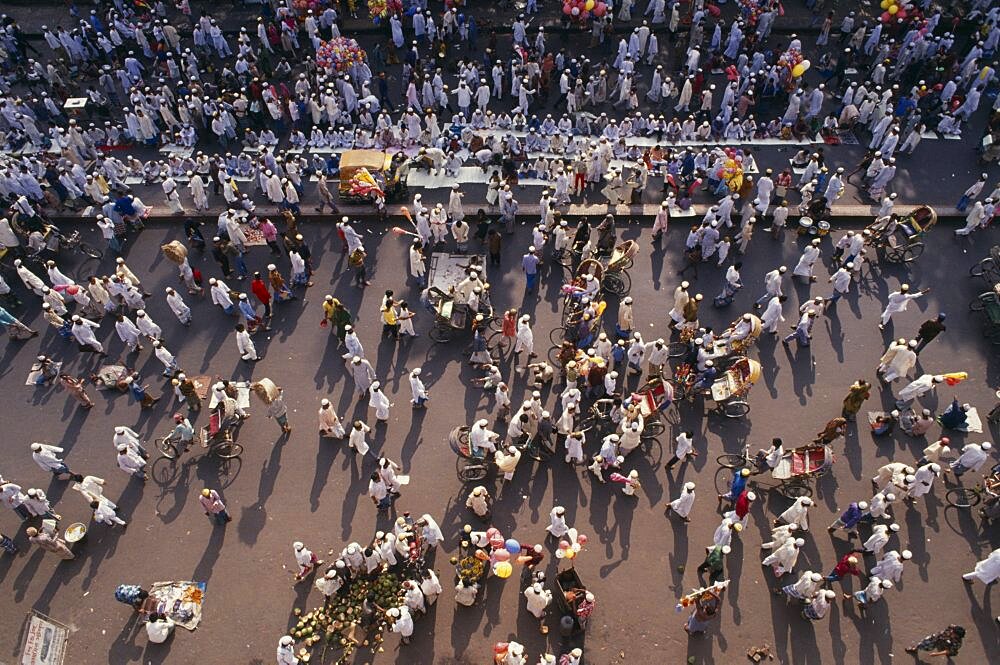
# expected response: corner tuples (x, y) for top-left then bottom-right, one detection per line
(914, 313), (946, 354)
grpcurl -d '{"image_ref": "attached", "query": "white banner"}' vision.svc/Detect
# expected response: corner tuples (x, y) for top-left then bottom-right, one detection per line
(20, 612), (68, 665)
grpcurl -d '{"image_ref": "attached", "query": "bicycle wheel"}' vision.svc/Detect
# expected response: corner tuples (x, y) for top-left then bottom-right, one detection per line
(642, 418), (665, 439)
(458, 462), (489, 483)
(603, 272), (627, 296)
(717, 453), (746, 468)
(946, 487), (980, 509)
(970, 258), (994, 277)
(667, 341), (688, 358)
(970, 296), (987, 312)
(549, 326), (569, 346)
(156, 437), (179, 460)
(487, 317), (504, 333)
(487, 330), (510, 354)
(723, 400), (750, 418)
(901, 244), (923, 263)
(213, 442), (243, 459)
(547, 345), (563, 367)
(429, 324), (450, 344)
(77, 241), (104, 260)
(781, 482), (813, 499)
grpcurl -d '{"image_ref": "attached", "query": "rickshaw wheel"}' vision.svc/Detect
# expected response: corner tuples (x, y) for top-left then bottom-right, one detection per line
(547, 345), (563, 367)
(969, 258), (994, 277)
(156, 437), (179, 460)
(487, 317), (504, 333)
(549, 326), (570, 346)
(213, 442), (243, 459)
(901, 244), (923, 263)
(884, 247), (904, 263)
(667, 341), (688, 358)
(642, 419), (665, 439)
(723, 400), (751, 417)
(487, 330), (510, 354)
(604, 272), (630, 296)
(970, 296), (988, 312)
(946, 487), (980, 509)
(458, 462), (489, 483)
(429, 325), (451, 344)
(717, 453), (746, 469)
(781, 482), (813, 499)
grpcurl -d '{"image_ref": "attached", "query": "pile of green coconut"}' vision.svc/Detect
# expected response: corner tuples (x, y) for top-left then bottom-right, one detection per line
(287, 571), (406, 663)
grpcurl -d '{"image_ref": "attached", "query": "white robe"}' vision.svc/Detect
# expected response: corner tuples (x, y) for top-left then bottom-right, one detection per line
(870, 551), (905, 583)
(318, 406), (345, 437)
(369, 390), (391, 420)
(669, 489), (695, 518)
(762, 539), (800, 574)
(546, 509), (569, 537)
(793, 246), (820, 277)
(778, 497), (811, 530)
(965, 548), (1000, 583)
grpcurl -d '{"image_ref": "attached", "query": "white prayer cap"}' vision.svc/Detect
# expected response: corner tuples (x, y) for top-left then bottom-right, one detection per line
(721, 545), (731, 555)
(983, 442), (993, 450)
(371, 381), (381, 390)
(681, 281), (690, 288)
(889, 523), (900, 532)
(881, 579), (893, 589)
(320, 399), (330, 407)
(117, 444), (128, 453)
(885, 493), (895, 501)
(747, 492), (757, 501)
(810, 572), (823, 582)
(822, 590), (836, 599)
(293, 541), (304, 550)
(858, 501), (868, 510)
(411, 368), (422, 376)
(794, 538), (805, 547)
(684, 482), (695, 491)
(901, 550), (913, 560)
(115, 426), (125, 434)
(279, 636), (294, 646)
(267, 264), (277, 271)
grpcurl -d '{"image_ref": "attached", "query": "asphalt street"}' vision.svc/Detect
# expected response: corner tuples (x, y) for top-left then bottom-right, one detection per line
(0, 214), (999, 665)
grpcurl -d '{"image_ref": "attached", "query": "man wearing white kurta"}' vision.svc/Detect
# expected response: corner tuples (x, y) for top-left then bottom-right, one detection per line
(776, 496), (814, 530)
(368, 382), (391, 421)
(792, 239), (821, 281)
(667, 481), (696, 521)
(962, 547), (1000, 584)
(879, 284), (927, 329)
(881, 340), (917, 382)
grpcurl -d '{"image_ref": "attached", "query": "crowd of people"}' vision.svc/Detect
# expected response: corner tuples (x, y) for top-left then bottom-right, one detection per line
(1, 0), (1000, 663)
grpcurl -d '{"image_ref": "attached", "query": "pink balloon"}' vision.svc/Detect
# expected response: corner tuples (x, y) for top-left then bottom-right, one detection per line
(577, 534), (588, 545)
(558, 540), (570, 550)
(593, 3), (606, 16)
(880, 11), (891, 22)
(581, 9), (589, 18)
(563, 4), (573, 13)
(493, 549), (511, 562)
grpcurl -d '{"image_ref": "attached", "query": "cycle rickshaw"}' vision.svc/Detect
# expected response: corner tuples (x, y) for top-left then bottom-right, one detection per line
(717, 443), (834, 498)
(449, 426), (490, 482)
(969, 284), (1000, 345)
(864, 204), (937, 264)
(426, 253), (492, 343)
(969, 245), (1000, 285)
(580, 377), (674, 441)
(674, 357), (761, 417)
(601, 240), (638, 297)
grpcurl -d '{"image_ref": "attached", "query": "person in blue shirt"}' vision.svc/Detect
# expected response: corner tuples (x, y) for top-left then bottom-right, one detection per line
(522, 246), (540, 291)
(718, 467), (750, 503)
(828, 501), (867, 537)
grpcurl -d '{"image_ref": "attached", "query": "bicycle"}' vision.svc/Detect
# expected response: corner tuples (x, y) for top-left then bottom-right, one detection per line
(156, 433), (243, 460)
(945, 463), (1000, 509)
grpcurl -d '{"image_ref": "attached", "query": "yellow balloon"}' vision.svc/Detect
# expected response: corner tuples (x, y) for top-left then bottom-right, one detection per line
(888, 4), (899, 13)
(585, 0), (595, 9)
(791, 63), (806, 78)
(495, 562), (512, 578)
(565, 549), (576, 559)
(880, 0), (889, 8)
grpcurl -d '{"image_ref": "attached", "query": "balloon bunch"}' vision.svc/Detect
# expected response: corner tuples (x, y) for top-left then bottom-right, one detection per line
(561, 0), (607, 22)
(485, 528), (522, 579)
(879, 0), (910, 22)
(777, 47), (811, 79)
(555, 527), (588, 561)
(315, 37), (367, 72)
(715, 149), (744, 192)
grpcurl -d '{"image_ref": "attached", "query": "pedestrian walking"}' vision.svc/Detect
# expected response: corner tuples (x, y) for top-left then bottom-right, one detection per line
(25, 527), (74, 560)
(913, 313), (946, 354)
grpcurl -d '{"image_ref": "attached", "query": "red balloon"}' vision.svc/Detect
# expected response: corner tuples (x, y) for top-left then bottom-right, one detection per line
(593, 2), (606, 16)
(563, 4), (572, 14)
(880, 11), (891, 22)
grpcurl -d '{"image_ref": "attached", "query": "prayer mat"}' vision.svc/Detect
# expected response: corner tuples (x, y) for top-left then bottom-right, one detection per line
(26, 361), (61, 386)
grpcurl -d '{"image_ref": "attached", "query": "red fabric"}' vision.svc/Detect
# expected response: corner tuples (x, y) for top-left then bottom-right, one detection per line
(734, 489), (750, 518)
(251, 278), (271, 304)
